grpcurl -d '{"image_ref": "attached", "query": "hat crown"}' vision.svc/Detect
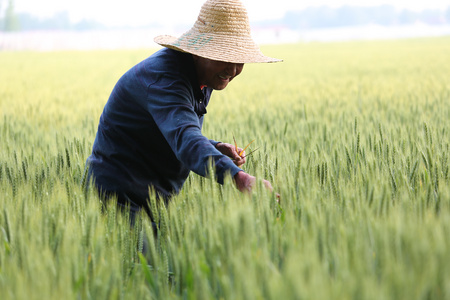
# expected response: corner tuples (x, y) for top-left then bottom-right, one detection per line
(195, 0), (251, 36)
(154, 0), (282, 63)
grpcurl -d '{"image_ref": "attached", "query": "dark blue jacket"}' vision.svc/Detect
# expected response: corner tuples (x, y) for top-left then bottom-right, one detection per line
(86, 48), (242, 208)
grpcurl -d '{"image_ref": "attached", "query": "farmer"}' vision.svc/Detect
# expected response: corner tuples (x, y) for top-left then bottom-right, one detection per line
(85, 0), (281, 220)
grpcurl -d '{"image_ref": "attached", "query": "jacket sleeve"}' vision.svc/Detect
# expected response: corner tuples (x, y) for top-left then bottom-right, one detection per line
(141, 73), (242, 183)
(209, 139), (221, 147)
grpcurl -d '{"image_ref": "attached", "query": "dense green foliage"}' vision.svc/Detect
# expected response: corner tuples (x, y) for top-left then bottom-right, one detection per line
(1, 37), (449, 299)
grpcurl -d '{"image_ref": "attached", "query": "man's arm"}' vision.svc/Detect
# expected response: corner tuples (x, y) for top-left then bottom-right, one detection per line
(144, 75), (242, 183)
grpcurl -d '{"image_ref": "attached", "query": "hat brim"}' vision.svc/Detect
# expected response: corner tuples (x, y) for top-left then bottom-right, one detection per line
(154, 33), (282, 64)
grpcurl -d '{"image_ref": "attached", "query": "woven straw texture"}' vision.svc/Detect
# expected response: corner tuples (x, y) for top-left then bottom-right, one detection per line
(154, 0), (281, 63)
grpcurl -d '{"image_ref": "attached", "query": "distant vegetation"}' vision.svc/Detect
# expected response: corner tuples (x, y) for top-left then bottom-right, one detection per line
(0, 0), (20, 31)
(1, 0), (450, 31)
(0, 0), (105, 32)
(277, 5), (450, 29)
(14, 11), (106, 31)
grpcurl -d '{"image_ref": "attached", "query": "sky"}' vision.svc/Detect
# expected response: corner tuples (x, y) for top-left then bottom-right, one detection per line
(11, 0), (450, 28)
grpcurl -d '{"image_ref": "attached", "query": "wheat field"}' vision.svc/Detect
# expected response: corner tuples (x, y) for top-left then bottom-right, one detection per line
(1, 37), (449, 299)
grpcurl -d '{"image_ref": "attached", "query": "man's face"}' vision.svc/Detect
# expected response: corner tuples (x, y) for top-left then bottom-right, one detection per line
(193, 55), (244, 90)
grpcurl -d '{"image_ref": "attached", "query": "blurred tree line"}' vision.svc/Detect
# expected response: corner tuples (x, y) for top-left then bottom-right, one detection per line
(277, 5), (450, 29)
(1, 0), (450, 32)
(0, 0), (103, 31)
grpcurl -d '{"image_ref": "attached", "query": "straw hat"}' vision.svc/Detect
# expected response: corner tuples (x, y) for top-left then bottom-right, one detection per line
(154, 0), (282, 64)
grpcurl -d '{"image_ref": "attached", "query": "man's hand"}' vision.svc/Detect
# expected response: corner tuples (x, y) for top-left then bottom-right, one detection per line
(234, 171), (273, 193)
(215, 142), (246, 167)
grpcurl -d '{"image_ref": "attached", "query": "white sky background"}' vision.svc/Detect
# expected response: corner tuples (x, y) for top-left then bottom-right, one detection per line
(13, 0), (450, 28)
